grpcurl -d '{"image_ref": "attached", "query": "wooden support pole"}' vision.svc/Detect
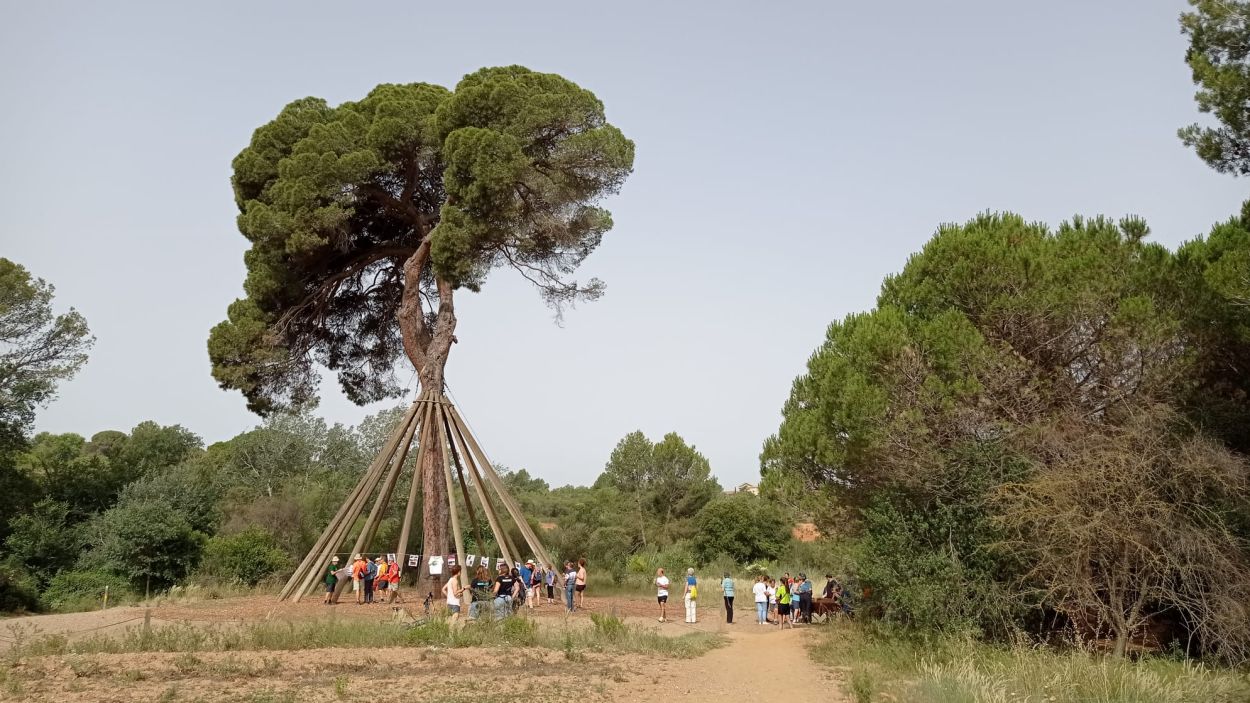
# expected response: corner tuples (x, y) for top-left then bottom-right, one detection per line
(446, 404), (560, 574)
(283, 400), (420, 601)
(394, 398), (437, 573)
(433, 403), (471, 605)
(320, 400), (425, 603)
(444, 407), (523, 566)
(360, 400), (425, 555)
(446, 426), (487, 557)
(345, 401), (424, 565)
(441, 396), (516, 569)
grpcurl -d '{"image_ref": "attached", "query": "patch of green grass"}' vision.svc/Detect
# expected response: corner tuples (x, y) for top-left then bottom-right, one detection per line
(812, 621), (1250, 703)
(10, 613), (724, 663)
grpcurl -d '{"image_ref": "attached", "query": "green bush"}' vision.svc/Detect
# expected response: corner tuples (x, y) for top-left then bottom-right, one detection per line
(692, 493), (787, 564)
(41, 569), (131, 612)
(199, 527), (292, 586)
(0, 562), (40, 612)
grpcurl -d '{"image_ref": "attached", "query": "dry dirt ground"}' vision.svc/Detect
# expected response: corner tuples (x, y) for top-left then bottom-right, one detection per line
(0, 594), (845, 702)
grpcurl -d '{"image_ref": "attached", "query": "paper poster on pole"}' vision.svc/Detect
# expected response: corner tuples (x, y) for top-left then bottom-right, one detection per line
(387, 553), (397, 564)
(447, 554), (457, 567)
(496, 558), (506, 569)
(466, 555), (476, 566)
(407, 554), (420, 567)
(428, 555), (444, 575)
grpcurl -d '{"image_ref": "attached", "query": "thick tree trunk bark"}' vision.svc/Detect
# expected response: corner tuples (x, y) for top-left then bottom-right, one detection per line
(398, 243), (457, 595)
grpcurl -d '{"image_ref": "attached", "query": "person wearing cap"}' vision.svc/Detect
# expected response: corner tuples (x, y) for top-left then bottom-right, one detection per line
(519, 560), (536, 610)
(323, 556), (340, 605)
(351, 554), (368, 604)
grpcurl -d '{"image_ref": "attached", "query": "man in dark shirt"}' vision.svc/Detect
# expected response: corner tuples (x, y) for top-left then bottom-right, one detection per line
(492, 563), (517, 619)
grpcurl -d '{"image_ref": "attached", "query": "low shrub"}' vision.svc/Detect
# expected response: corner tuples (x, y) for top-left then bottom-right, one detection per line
(40, 570), (131, 612)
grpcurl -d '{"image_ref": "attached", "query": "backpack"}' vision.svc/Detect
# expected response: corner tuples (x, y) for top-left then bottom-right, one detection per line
(366, 561), (378, 579)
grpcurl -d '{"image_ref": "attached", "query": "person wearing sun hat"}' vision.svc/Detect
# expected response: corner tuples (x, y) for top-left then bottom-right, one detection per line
(351, 553), (367, 604)
(323, 556), (340, 605)
(520, 559), (537, 610)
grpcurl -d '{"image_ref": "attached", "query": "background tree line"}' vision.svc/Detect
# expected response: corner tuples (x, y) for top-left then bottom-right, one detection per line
(0, 260), (790, 610)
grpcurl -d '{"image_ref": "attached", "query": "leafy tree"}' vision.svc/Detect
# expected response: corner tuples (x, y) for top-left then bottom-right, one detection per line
(598, 431), (721, 547)
(119, 459), (222, 534)
(0, 258), (93, 447)
(208, 66), (634, 573)
(82, 497), (206, 591)
(3, 499), (85, 589)
(692, 493), (787, 564)
(1180, 0), (1250, 174)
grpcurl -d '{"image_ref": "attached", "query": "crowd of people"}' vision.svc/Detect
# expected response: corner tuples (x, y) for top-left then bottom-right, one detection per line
(320, 553), (405, 605)
(320, 552), (852, 630)
(652, 568), (852, 626)
(440, 557), (589, 621)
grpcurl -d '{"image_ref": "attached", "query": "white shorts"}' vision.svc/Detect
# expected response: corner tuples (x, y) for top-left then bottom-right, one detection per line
(353, 579), (361, 592)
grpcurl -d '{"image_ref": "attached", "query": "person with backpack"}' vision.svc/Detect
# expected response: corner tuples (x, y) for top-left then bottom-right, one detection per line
(364, 555), (379, 604)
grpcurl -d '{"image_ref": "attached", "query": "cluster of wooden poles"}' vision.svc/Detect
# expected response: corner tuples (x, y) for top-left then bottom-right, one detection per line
(278, 390), (560, 603)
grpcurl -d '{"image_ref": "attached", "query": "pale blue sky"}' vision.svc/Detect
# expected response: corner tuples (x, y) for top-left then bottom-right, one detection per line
(1, 0), (1244, 487)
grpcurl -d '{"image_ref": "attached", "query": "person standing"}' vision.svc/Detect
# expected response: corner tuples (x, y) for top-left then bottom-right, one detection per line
(520, 560), (536, 610)
(720, 571), (735, 624)
(654, 568), (671, 623)
(575, 558), (588, 610)
(443, 565), (463, 620)
(683, 567), (698, 623)
(364, 556), (380, 604)
(797, 573), (814, 623)
(386, 556), (403, 603)
(351, 554), (368, 605)
(322, 556), (340, 605)
(544, 564), (556, 605)
(752, 575), (768, 625)
(468, 566), (493, 621)
(765, 578), (777, 623)
(492, 563), (517, 618)
(776, 577), (791, 628)
(374, 556), (388, 604)
(563, 561), (577, 612)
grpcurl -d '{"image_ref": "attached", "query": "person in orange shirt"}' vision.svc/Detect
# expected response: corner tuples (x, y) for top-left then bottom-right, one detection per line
(351, 554), (368, 604)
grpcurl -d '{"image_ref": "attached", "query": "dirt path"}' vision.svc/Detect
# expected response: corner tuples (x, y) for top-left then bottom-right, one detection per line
(622, 620), (845, 701)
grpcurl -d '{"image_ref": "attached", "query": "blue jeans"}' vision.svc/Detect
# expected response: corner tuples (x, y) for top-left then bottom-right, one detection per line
(565, 585), (575, 611)
(756, 601), (767, 623)
(469, 600), (487, 620)
(493, 596), (512, 619)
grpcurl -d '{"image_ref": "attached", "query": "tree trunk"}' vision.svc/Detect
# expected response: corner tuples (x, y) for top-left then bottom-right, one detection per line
(398, 243), (457, 596)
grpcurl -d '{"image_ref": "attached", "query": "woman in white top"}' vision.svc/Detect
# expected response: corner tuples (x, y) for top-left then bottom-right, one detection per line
(442, 565), (464, 621)
(752, 575), (768, 625)
(654, 567), (670, 623)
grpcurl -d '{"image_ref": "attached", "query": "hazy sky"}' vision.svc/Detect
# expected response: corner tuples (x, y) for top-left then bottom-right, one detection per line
(1, 1), (1244, 488)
